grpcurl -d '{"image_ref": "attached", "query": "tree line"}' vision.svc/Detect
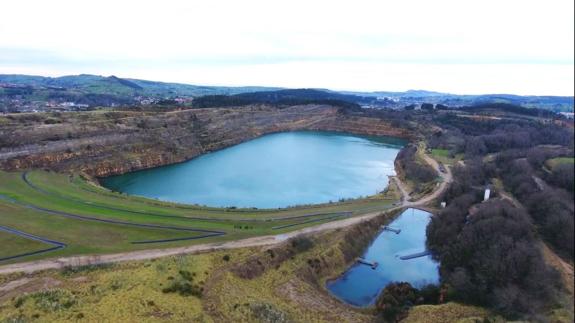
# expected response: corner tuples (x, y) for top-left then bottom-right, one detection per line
(421, 109), (573, 320)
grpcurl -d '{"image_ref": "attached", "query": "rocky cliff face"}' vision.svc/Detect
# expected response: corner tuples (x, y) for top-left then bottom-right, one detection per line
(0, 105), (411, 177)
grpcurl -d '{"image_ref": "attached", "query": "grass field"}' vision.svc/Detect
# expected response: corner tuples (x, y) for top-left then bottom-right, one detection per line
(430, 149), (463, 166)
(0, 221), (501, 323)
(0, 231), (50, 260)
(0, 170), (398, 264)
(545, 157), (575, 170)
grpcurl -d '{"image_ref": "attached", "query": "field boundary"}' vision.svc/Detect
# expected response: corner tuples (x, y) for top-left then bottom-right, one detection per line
(0, 225), (66, 262)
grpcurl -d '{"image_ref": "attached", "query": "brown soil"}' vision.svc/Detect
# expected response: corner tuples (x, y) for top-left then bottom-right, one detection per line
(0, 276), (62, 303)
(0, 105), (411, 177)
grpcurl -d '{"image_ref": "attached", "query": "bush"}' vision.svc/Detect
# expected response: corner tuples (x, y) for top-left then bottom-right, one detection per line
(44, 118), (61, 124)
(289, 236), (314, 253)
(375, 282), (419, 321)
(249, 303), (290, 323)
(162, 281), (203, 297)
(161, 270), (203, 297)
(14, 289), (77, 312)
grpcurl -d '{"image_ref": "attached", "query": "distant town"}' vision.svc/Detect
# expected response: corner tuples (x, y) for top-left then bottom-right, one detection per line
(1, 74), (573, 115)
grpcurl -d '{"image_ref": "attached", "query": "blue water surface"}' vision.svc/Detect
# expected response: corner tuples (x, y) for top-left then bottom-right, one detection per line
(327, 208), (439, 306)
(101, 131), (405, 208)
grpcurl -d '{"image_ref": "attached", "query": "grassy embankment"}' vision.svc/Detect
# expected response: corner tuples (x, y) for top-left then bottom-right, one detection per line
(0, 208), (497, 323)
(0, 170), (398, 264)
(545, 157), (575, 170)
(429, 148), (463, 166)
(396, 143), (444, 201)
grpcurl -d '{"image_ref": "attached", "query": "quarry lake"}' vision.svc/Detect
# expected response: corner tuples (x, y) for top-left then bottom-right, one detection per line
(101, 131), (406, 208)
(327, 208), (439, 307)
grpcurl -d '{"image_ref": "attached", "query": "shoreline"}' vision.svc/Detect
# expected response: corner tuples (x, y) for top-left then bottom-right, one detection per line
(0, 155), (451, 275)
(97, 129), (408, 210)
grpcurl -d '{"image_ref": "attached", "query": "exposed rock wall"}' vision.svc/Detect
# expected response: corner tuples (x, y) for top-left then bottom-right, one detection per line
(0, 105), (411, 177)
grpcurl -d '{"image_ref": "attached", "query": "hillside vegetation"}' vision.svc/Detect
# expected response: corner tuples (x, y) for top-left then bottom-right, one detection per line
(0, 102), (573, 322)
(0, 210), (502, 323)
(1, 74), (573, 112)
(424, 107), (573, 321)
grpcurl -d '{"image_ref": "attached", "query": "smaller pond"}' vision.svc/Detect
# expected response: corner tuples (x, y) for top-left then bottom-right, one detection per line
(326, 208), (439, 307)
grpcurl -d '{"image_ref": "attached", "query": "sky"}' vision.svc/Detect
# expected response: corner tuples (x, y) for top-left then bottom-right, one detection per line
(0, 0), (573, 95)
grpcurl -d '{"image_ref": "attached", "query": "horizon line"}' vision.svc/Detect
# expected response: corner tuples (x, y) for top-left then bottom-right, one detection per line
(1, 72), (573, 98)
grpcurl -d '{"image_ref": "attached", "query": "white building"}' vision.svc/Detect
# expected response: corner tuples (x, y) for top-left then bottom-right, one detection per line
(484, 188), (491, 201)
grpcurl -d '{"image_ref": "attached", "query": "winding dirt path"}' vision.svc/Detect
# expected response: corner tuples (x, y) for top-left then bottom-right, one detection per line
(391, 154), (452, 207)
(0, 153), (452, 275)
(404, 154), (452, 206)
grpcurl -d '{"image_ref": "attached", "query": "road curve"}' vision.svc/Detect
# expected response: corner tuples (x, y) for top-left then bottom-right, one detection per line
(0, 154), (452, 275)
(404, 154), (453, 207)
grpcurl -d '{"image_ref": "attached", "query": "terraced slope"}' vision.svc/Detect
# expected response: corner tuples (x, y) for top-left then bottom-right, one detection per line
(0, 170), (398, 263)
(0, 105), (410, 176)
(0, 104), (410, 264)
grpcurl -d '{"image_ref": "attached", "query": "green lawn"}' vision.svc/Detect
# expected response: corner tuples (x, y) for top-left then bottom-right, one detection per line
(431, 149), (463, 165)
(546, 157), (575, 170)
(0, 230), (50, 259)
(0, 170), (397, 264)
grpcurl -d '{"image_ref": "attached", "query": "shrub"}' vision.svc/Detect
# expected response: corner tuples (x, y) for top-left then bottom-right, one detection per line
(162, 281), (203, 297)
(290, 237), (314, 253)
(44, 118), (61, 124)
(249, 303), (290, 323)
(375, 282), (419, 321)
(14, 289), (77, 312)
(161, 270), (203, 297)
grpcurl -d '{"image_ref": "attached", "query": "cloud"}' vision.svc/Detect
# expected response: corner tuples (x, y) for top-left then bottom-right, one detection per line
(0, 0), (573, 95)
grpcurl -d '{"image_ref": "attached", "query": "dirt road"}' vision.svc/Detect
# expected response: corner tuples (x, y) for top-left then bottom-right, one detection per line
(0, 210), (389, 275)
(0, 153), (452, 275)
(404, 154), (452, 206)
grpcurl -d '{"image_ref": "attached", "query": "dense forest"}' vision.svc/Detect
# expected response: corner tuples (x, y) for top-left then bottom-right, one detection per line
(328, 103), (573, 321)
(422, 107), (573, 320)
(190, 89), (367, 109)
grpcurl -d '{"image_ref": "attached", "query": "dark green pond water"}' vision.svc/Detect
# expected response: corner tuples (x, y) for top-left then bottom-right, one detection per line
(101, 131), (405, 208)
(326, 208), (439, 307)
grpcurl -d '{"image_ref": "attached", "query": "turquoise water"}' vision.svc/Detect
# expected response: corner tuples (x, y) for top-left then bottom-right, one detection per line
(101, 131), (405, 208)
(327, 208), (439, 307)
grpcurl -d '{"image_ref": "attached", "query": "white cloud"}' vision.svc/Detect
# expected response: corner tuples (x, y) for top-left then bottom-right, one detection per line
(0, 0), (573, 95)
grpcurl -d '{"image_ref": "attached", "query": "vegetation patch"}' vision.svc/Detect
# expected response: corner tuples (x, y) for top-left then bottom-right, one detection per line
(249, 302), (290, 323)
(404, 302), (496, 323)
(546, 157), (575, 170)
(396, 144), (437, 196)
(430, 148), (463, 165)
(161, 270), (204, 297)
(231, 236), (315, 280)
(14, 289), (77, 312)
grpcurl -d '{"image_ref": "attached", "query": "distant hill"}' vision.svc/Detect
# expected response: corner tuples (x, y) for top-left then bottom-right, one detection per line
(459, 102), (558, 118)
(191, 89), (370, 109)
(0, 74), (281, 97)
(343, 89), (574, 112)
(0, 73), (572, 113)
